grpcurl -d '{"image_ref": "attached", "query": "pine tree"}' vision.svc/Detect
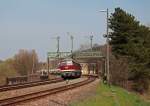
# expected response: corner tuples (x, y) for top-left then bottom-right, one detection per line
(109, 8), (140, 56)
(109, 7), (150, 92)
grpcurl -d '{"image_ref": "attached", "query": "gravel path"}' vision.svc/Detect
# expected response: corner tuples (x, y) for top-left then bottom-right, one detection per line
(16, 79), (100, 106)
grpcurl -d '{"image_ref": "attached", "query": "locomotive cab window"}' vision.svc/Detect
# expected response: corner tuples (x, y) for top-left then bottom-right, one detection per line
(66, 61), (73, 65)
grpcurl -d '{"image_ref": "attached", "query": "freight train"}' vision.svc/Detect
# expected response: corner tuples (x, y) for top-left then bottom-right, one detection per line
(57, 59), (82, 79)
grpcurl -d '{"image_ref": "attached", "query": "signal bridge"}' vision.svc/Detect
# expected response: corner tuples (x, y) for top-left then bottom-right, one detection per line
(47, 50), (105, 77)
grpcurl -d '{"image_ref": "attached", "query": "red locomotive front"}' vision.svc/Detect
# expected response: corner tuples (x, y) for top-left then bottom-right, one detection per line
(57, 59), (82, 78)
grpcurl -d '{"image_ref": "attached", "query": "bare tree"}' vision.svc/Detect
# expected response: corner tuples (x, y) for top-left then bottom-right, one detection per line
(13, 49), (39, 75)
(79, 43), (90, 51)
(109, 55), (129, 88)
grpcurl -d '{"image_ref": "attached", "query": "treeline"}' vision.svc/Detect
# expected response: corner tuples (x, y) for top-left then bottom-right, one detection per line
(0, 49), (39, 85)
(108, 8), (150, 93)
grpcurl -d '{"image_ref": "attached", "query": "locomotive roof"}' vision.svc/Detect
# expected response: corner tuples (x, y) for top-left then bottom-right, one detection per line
(60, 58), (79, 63)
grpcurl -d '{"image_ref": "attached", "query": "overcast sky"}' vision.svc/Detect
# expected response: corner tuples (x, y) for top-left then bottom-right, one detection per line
(0, 0), (150, 61)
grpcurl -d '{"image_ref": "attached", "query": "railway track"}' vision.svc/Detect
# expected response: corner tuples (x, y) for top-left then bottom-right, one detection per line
(0, 75), (96, 106)
(0, 77), (63, 92)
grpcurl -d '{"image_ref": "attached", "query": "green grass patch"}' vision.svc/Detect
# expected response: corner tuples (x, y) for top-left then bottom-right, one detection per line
(70, 82), (150, 106)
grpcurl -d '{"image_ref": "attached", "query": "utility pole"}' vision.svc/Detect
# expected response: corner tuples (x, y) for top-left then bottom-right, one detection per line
(70, 35), (74, 58)
(56, 36), (60, 58)
(31, 50), (35, 75)
(106, 8), (110, 86)
(67, 32), (74, 53)
(90, 35), (93, 51)
(51, 35), (60, 60)
(70, 35), (74, 53)
(84, 34), (94, 51)
(67, 32), (74, 58)
(100, 8), (110, 85)
(47, 57), (49, 74)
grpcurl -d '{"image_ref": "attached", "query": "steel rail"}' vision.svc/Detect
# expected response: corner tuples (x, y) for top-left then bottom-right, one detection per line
(0, 78), (63, 92)
(0, 75), (96, 106)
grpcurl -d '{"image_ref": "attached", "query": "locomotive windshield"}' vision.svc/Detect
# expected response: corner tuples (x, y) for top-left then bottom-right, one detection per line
(59, 60), (73, 66)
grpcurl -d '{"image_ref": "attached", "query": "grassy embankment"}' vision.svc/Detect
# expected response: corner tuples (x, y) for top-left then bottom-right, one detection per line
(70, 82), (150, 106)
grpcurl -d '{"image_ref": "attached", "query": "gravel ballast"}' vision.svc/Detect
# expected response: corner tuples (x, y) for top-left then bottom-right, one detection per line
(16, 79), (100, 106)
